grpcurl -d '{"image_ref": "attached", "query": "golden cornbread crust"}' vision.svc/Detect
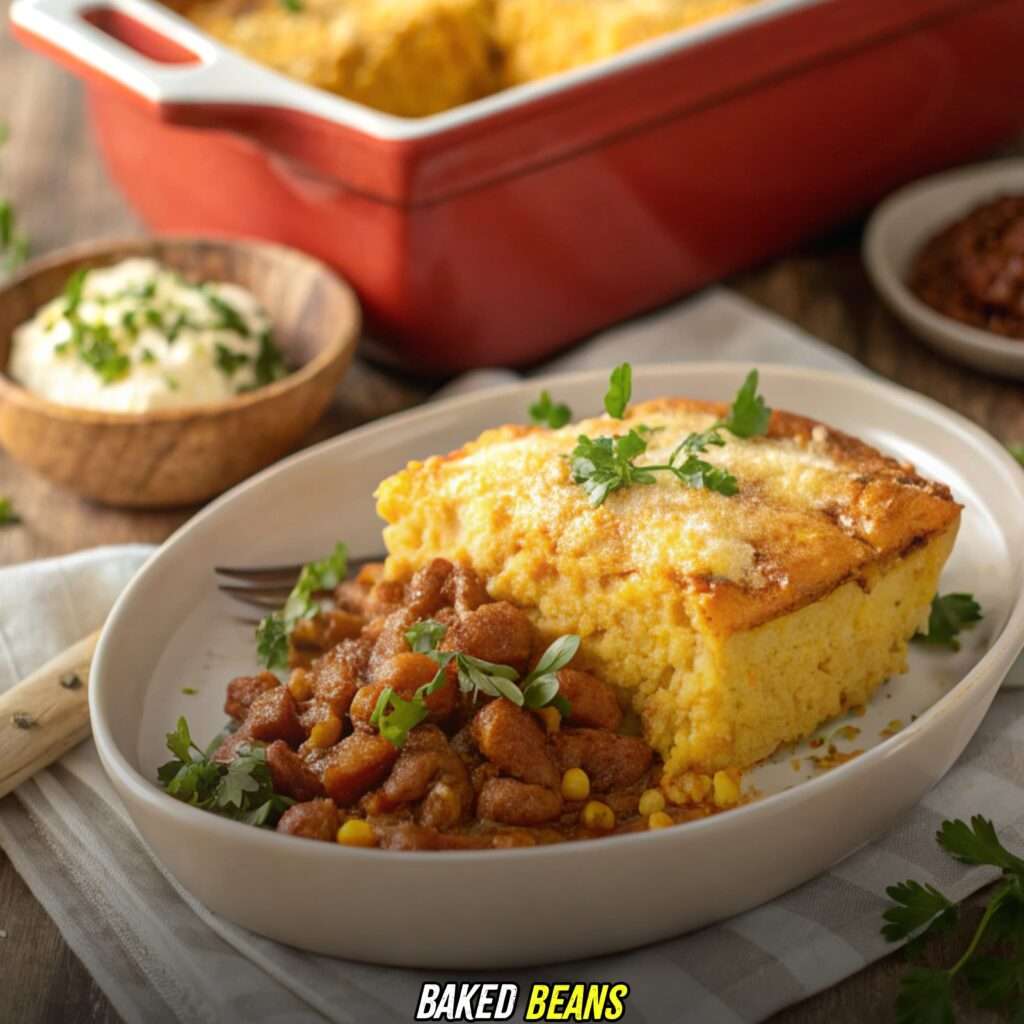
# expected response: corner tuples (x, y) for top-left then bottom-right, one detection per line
(376, 398), (961, 784)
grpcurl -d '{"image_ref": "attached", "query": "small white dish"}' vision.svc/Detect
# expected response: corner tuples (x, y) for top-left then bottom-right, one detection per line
(863, 159), (1024, 379)
(90, 364), (1024, 968)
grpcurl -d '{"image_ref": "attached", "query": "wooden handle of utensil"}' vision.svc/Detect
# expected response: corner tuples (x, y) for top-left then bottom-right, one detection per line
(0, 629), (100, 799)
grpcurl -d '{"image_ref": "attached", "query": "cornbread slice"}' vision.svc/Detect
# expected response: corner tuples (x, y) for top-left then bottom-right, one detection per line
(494, 0), (762, 85)
(171, 0), (499, 117)
(376, 399), (960, 789)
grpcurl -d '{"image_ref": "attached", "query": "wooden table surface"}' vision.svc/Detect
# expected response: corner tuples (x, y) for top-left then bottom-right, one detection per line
(1, 13), (1021, 1023)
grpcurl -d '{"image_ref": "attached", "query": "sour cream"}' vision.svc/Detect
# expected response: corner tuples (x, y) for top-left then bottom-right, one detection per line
(9, 259), (288, 412)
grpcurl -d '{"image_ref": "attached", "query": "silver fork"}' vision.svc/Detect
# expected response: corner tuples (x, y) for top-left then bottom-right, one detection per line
(215, 554), (387, 615)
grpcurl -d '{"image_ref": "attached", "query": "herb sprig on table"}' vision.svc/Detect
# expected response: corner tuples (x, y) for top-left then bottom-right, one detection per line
(569, 364), (772, 506)
(371, 620), (578, 748)
(913, 593), (983, 652)
(255, 542), (348, 670)
(0, 496), (21, 527)
(884, 816), (1024, 1023)
(157, 717), (292, 826)
(0, 122), (29, 276)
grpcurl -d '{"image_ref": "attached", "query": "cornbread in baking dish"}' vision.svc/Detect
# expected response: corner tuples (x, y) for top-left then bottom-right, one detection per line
(170, 0), (500, 117)
(495, 0), (762, 86)
(376, 399), (961, 791)
(167, 0), (761, 117)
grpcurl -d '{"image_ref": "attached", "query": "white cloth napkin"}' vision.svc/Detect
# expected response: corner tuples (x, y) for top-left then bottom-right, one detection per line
(2, 288), (1023, 1024)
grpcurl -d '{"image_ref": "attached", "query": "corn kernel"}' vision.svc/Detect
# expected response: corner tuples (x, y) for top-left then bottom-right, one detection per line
(713, 770), (741, 808)
(561, 767), (590, 801)
(536, 707), (561, 734)
(638, 788), (665, 816)
(648, 811), (673, 830)
(309, 715), (342, 749)
(581, 800), (615, 831)
(337, 819), (376, 848)
(288, 669), (313, 702)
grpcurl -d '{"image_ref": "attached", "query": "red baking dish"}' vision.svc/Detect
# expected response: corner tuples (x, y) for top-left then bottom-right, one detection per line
(11, 0), (1024, 371)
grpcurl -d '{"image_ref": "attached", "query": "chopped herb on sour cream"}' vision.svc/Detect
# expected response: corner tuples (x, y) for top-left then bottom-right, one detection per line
(9, 259), (288, 412)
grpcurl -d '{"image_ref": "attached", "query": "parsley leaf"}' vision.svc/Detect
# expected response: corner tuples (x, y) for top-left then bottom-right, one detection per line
(255, 542), (348, 669)
(719, 369), (772, 438)
(280, 0), (302, 11)
(252, 331), (287, 388)
(371, 685), (431, 748)
(938, 816), (1024, 875)
(204, 289), (250, 336)
(913, 594), (983, 652)
(883, 819), (1024, 1024)
(965, 953), (1024, 1012)
(604, 362), (632, 419)
(883, 880), (957, 944)
(529, 390), (572, 429)
(895, 967), (954, 1024)
(570, 430), (658, 506)
(156, 716), (292, 826)
(63, 268), (88, 316)
(214, 342), (249, 377)
(569, 366), (768, 506)
(0, 496), (21, 527)
(406, 619), (448, 653)
(1009, 444), (1024, 467)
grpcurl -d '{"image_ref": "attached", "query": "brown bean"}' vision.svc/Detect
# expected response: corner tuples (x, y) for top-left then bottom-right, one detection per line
(471, 699), (558, 788)
(442, 602), (533, 672)
(556, 669), (622, 731)
(367, 606), (418, 680)
(552, 729), (653, 791)
(406, 558), (454, 616)
(245, 687), (306, 747)
(477, 778), (562, 826)
(266, 740), (325, 801)
(322, 732), (399, 805)
(442, 566), (490, 612)
(277, 799), (339, 842)
(224, 672), (279, 721)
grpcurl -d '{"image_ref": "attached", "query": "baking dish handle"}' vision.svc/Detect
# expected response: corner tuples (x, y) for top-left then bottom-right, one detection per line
(10, 0), (322, 117)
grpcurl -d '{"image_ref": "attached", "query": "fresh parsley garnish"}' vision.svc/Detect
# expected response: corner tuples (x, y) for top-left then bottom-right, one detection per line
(604, 362), (632, 419)
(884, 816), (1024, 1024)
(280, 0), (302, 11)
(0, 497), (21, 527)
(378, 618), (577, 746)
(913, 593), (983, 652)
(529, 389), (572, 429)
(156, 716), (293, 826)
(1010, 444), (1024, 467)
(0, 123), (28, 275)
(214, 342), (250, 377)
(252, 330), (287, 388)
(370, 664), (450, 749)
(204, 289), (250, 336)
(570, 367), (770, 506)
(63, 268), (88, 316)
(255, 542), (348, 670)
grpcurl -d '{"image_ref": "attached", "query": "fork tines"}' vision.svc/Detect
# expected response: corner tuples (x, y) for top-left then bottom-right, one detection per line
(215, 554), (385, 613)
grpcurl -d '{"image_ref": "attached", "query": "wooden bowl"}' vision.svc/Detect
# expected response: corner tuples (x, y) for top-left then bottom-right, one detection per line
(0, 237), (360, 508)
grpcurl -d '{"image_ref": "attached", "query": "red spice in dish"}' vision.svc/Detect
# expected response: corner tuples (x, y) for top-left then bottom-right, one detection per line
(909, 195), (1024, 339)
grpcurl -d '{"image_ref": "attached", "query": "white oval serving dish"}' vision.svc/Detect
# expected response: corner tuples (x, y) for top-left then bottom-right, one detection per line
(90, 363), (1024, 968)
(864, 159), (1024, 380)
